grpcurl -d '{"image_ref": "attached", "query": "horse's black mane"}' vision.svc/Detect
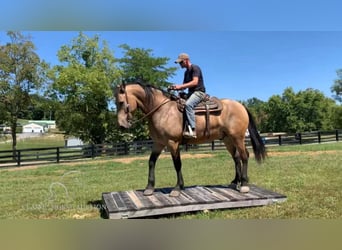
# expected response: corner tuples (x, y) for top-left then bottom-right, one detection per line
(125, 80), (172, 97)
(124, 80), (176, 109)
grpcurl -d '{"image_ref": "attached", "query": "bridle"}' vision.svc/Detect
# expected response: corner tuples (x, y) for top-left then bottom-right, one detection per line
(123, 86), (131, 115)
(119, 84), (172, 125)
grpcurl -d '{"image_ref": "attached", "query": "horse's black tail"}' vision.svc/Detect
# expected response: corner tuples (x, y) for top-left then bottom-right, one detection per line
(246, 108), (267, 163)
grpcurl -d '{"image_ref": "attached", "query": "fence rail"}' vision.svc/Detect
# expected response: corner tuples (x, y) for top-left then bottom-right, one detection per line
(0, 129), (341, 168)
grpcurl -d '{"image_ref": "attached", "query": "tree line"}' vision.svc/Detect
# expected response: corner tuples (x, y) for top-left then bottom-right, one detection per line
(1, 31), (341, 153)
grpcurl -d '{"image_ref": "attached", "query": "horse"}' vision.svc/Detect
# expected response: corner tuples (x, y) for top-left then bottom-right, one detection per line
(114, 81), (266, 197)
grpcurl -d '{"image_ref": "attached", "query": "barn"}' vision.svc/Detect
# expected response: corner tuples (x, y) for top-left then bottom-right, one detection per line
(22, 123), (44, 133)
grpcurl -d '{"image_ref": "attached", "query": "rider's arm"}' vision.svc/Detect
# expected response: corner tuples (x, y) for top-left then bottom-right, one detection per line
(172, 76), (198, 90)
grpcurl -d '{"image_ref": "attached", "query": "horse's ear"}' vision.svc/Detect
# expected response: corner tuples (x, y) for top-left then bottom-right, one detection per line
(119, 84), (125, 94)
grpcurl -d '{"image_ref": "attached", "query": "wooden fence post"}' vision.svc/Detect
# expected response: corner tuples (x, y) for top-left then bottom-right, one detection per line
(211, 141), (215, 151)
(56, 147), (60, 163)
(336, 130), (339, 141)
(278, 135), (282, 146)
(124, 142), (129, 155)
(298, 133), (302, 145)
(91, 144), (95, 158)
(318, 131), (321, 143)
(17, 150), (21, 166)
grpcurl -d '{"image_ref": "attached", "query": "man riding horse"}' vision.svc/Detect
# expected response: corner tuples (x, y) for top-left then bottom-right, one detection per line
(170, 53), (206, 139)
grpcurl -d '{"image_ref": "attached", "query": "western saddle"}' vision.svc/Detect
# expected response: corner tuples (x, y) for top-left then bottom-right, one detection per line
(175, 93), (223, 137)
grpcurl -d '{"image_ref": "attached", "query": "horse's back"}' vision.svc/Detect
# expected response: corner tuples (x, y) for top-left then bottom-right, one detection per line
(220, 98), (248, 116)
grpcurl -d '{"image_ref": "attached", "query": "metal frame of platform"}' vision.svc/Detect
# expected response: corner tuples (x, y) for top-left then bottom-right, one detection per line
(102, 184), (286, 219)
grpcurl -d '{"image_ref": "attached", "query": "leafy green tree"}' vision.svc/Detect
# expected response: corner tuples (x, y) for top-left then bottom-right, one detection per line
(297, 88), (335, 131)
(330, 106), (342, 129)
(331, 69), (342, 103)
(241, 97), (267, 131)
(330, 69), (342, 128)
(0, 100), (6, 124)
(264, 94), (289, 132)
(117, 44), (177, 140)
(49, 32), (121, 144)
(27, 94), (57, 120)
(264, 87), (336, 133)
(118, 44), (177, 87)
(0, 31), (47, 154)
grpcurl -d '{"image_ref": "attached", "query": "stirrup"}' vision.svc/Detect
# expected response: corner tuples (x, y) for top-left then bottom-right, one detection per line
(183, 125), (196, 138)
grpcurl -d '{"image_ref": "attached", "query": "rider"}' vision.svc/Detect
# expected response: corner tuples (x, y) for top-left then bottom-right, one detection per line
(171, 53), (206, 139)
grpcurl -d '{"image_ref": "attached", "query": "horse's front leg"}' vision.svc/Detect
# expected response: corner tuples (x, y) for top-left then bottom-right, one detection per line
(144, 143), (164, 196)
(168, 143), (184, 197)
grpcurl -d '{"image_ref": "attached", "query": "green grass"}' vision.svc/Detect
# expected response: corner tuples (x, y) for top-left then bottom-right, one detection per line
(0, 142), (341, 219)
(0, 133), (65, 150)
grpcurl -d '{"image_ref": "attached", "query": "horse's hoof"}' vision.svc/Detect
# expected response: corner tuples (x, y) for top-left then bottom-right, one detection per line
(143, 188), (154, 196)
(228, 183), (238, 190)
(170, 189), (181, 197)
(240, 186), (250, 193)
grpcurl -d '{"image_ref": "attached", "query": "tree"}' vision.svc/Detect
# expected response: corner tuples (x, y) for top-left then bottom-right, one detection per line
(264, 87), (336, 133)
(117, 44), (177, 141)
(49, 32), (121, 144)
(0, 31), (46, 155)
(330, 106), (342, 129)
(264, 94), (289, 132)
(118, 44), (177, 87)
(331, 69), (342, 103)
(28, 94), (57, 120)
(296, 88), (335, 131)
(241, 97), (267, 131)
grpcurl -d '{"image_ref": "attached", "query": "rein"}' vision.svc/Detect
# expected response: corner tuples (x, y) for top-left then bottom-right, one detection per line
(130, 98), (172, 124)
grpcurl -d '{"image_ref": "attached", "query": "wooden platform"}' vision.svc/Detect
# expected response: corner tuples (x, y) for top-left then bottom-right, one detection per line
(102, 184), (286, 219)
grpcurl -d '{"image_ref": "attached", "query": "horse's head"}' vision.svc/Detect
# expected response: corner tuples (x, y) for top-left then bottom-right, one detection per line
(114, 82), (164, 128)
(114, 84), (134, 128)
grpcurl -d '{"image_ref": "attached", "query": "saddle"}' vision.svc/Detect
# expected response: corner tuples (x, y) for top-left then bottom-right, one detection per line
(176, 94), (223, 114)
(176, 94), (223, 138)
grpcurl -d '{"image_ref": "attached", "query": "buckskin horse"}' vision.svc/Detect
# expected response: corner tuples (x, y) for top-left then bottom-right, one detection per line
(114, 81), (266, 197)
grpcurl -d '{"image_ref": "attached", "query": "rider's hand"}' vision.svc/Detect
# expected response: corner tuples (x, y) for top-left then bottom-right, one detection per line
(168, 85), (177, 91)
(170, 85), (182, 90)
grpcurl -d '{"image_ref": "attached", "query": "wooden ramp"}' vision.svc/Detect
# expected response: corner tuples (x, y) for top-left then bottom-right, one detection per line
(102, 184), (286, 219)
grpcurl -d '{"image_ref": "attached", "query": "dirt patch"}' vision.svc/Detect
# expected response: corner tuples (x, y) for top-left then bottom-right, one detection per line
(2, 165), (39, 172)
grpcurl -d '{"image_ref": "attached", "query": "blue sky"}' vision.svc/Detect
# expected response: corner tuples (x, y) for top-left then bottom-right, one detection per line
(1, 31), (341, 102)
(1, 1), (342, 102)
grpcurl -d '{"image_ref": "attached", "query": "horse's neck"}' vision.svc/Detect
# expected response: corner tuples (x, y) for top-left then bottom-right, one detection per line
(129, 85), (166, 113)
(147, 89), (170, 115)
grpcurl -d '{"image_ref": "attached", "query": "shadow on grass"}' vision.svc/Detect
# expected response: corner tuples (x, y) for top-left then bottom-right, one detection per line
(87, 200), (108, 219)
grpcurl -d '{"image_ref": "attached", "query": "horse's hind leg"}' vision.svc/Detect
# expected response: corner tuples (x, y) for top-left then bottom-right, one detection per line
(223, 136), (250, 193)
(144, 142), (164, 196)
(237, 142), (250, 193)
(168, 142), (184, 197)
(231, 149), (242, 189)
(222, 137), (241, 188)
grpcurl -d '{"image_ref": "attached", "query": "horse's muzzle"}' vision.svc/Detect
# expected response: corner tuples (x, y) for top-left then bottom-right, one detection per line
(118, 119), (132, 129)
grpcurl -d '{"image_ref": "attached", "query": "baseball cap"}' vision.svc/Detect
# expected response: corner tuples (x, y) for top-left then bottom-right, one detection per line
(175, 53), (189, 63)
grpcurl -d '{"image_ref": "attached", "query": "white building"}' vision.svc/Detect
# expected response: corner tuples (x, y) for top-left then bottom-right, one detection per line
(28, 120), (56, 129)
(23, 123), (44, 133)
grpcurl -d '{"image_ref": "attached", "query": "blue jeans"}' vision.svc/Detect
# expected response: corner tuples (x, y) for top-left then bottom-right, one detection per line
(184, 91), (206, 129)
